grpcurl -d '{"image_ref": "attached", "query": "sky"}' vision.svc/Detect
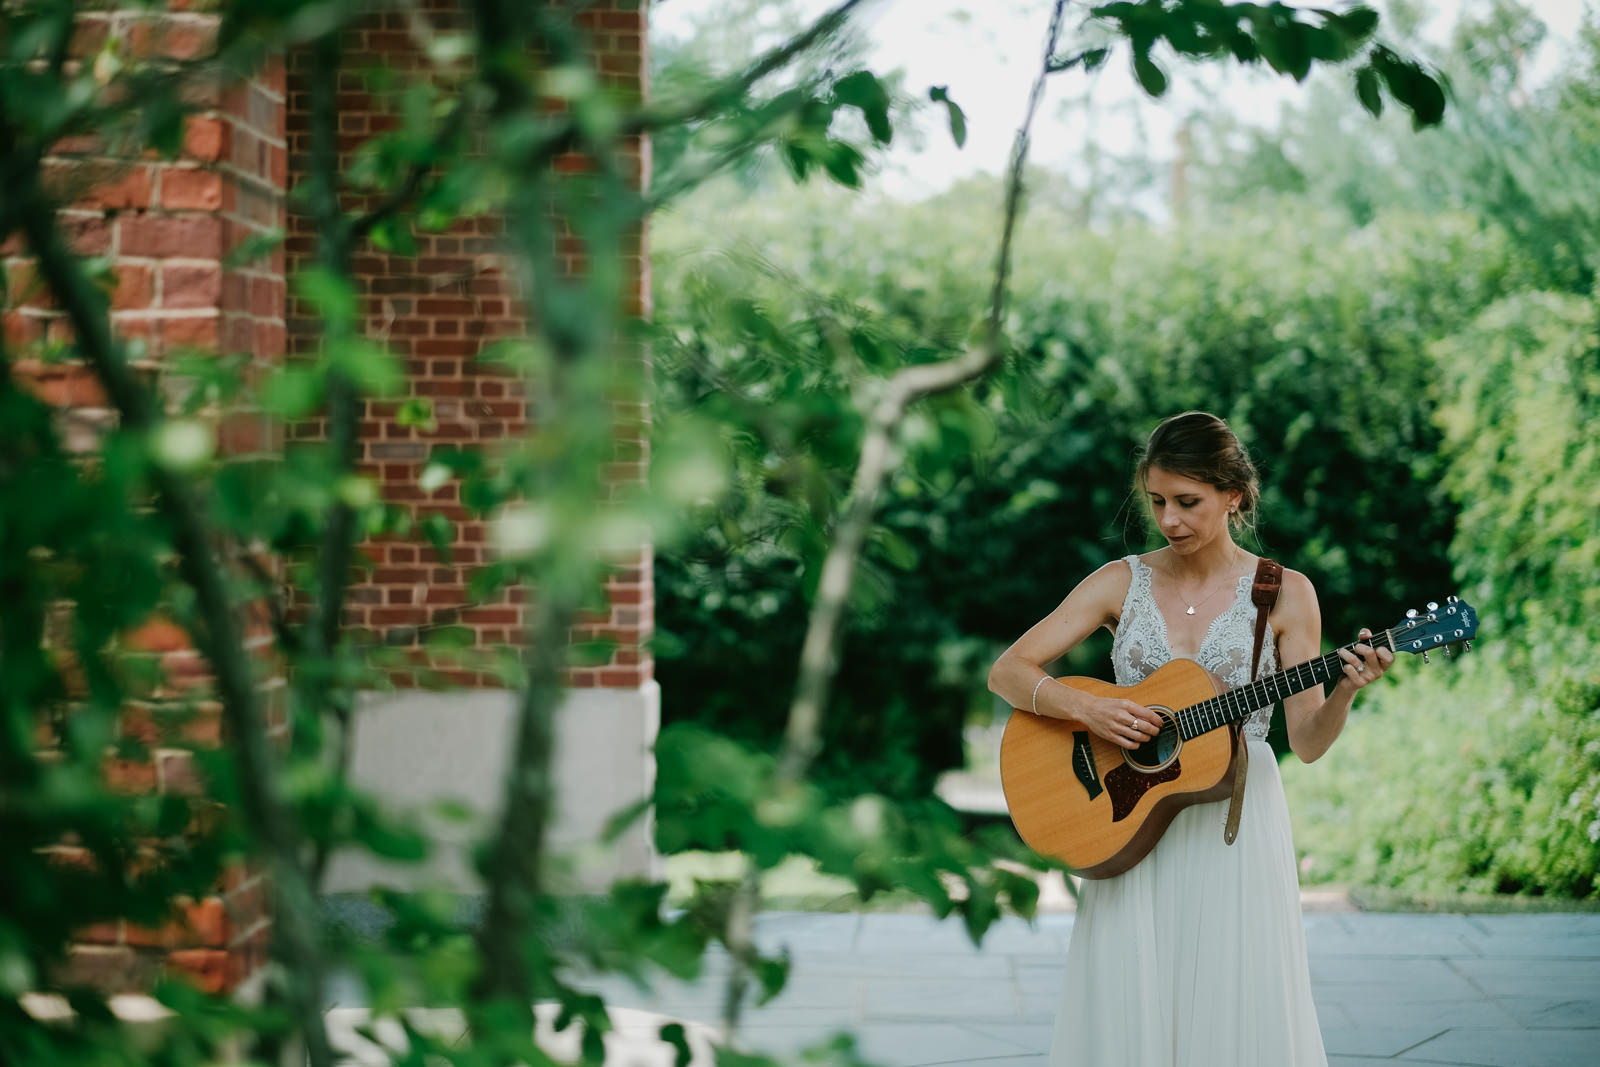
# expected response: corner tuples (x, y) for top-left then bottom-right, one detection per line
(651, 0), (1592, 199)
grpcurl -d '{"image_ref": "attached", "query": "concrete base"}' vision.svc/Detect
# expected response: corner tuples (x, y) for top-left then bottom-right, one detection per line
(322, 682), (660, 895)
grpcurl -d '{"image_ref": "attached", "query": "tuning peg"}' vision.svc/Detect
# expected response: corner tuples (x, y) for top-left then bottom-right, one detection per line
(1406, 608), (1418, 619)
(1463, 640), (1472, 653)
(1422, 651), (1431, 663)
(1443, 646), (1453, 659)
(1427, 601), (1438, 611)
(1447, 595), (1458, 604)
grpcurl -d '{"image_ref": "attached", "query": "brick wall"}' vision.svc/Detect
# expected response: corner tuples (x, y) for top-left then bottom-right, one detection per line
(4, 9), (286, 996)
(5, 0), (652, 998)
(283, 0), (653, 690)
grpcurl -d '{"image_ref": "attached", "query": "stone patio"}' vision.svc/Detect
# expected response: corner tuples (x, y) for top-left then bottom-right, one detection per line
(323, 910), (1600, 1066)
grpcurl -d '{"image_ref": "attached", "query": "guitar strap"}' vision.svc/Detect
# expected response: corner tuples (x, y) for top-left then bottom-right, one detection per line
(1224, 556), (1283, 846)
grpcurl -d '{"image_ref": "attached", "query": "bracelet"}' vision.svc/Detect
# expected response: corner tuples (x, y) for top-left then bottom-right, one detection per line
(1031, 675), (1051, 715)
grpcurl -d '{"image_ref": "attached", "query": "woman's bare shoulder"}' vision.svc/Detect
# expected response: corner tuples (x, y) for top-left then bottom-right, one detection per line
(1075, 556), (1137, 624)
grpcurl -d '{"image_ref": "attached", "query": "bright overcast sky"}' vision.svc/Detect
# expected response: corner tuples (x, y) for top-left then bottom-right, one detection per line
(652, 0), (1591, 199)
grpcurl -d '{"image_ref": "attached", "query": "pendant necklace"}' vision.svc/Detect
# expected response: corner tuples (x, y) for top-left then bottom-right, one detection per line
(1172, 548), (1245, 615)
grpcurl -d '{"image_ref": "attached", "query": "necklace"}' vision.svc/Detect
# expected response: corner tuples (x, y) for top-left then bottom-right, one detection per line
(1169, 548), (1245, 615)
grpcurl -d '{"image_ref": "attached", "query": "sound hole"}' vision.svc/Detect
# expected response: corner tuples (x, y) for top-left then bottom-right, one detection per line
(1123, 709), (1180, 772)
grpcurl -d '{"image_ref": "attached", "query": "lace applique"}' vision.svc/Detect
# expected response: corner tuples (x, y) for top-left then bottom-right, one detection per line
(1110, 554), (1276, 742)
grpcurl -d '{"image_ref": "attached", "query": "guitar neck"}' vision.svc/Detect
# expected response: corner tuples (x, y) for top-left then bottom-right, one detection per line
(1175, 630), (1396, 741)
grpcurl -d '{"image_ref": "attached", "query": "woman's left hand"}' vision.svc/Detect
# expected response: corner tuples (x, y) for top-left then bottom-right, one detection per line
(1337, 627), (1394, 691)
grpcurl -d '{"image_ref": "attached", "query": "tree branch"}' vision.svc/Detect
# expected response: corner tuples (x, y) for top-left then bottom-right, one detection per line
(348, 94), (472, 243)
(716, 0), (1072, 1044)
(0, 118), (339, 1067)
(626, 0), (871, 135)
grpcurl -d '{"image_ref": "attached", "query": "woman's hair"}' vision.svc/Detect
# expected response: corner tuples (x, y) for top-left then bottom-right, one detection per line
(1133, 411), (1260, 532)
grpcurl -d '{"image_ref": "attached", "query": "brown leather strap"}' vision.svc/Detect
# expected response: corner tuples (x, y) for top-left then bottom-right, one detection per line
(1225, 557), (1283, 845)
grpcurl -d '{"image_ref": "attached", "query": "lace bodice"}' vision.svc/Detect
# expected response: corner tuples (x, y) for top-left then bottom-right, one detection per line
(1110, 554), (1277, 741)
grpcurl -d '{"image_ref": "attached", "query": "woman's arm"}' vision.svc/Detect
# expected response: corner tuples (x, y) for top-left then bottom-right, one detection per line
(1275, 568), (1394, 763)
(987, 560), (1163, 750)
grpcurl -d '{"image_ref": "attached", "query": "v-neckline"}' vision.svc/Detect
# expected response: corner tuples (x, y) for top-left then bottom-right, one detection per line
(1142, 560), (1252, 662)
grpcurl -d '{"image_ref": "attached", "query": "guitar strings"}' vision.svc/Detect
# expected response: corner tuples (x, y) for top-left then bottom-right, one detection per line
(1170, 629), (1402, 741)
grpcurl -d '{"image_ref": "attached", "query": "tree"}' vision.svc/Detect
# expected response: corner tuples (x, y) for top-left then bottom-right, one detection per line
(0, 1), (1443, 1063)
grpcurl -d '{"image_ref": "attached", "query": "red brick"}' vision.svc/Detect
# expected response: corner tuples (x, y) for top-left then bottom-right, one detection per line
(113, 264), (155, 310)
(119, 214), (223, 259)
(163, 313), (221, 351)
(124, 615), (191, 652)
(63, 214), (112, 256)
(166, 949), (229, 994)
(183, 116), (229, 162)
(63, 164), (154, 211)
(162, 262), (222, 309)
(181, 896), (230, 947)
(161, 167), (224, 210)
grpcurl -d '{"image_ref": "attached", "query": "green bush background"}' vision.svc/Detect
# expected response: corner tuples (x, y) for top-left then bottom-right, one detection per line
(649, 1), (1600, 897)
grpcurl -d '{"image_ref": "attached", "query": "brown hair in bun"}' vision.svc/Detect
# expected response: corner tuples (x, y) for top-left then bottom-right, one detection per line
(1134, 411), (1260, 532)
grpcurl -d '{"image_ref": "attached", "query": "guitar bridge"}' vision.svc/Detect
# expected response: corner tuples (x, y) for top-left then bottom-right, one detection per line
(1071, 730), (1103, 801)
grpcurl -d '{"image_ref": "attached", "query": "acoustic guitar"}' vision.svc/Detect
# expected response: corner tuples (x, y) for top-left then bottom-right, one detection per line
(999, 597), (1479, 878)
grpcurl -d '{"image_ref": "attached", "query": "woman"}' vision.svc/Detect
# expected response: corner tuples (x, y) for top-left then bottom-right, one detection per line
(986, 411), (1393, 1067)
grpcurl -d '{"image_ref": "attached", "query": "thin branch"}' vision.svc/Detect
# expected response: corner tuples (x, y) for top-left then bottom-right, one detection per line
(5, 162), (339, 1067)
(348, 93), (472, 243)
(626, 0), (871, 135)
(716, 0), (1072, 1045)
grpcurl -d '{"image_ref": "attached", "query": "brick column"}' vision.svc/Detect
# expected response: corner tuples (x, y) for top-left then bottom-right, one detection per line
(282, 0), (657, 893)
(4, 9), (287, 996)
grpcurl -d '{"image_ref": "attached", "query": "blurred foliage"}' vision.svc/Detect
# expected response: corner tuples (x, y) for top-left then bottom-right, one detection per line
(1286, 286), (1600, 900)
(653, 0), (1600, 903)
(651, 172), (1525, 787)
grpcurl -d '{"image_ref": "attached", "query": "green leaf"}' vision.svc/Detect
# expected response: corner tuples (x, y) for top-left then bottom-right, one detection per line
(928, 85), (967, 148)
(331, 340), (406, 397)
(1132, 51), (1168, 97)
(420, 513), (455, 564)
(294, 266), (357, 327)
(820, 141), (866, 188)
(261, 365), (324, 418)
(1337, 6), (1380, 43)
(833, 70), (893, 145)
(370, 215), (419, 257)
(424, 625), (475, 651)
(396, 397), (437, 432)
(223, 227), (285, 270)
(659, 1023), (692, 1067)
(751, 950), (790, 1005)
(1355, 65), (1383, 118)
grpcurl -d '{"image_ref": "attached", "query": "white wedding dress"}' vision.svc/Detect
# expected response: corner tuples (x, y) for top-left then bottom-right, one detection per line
(1047, 554), (1327, 1067)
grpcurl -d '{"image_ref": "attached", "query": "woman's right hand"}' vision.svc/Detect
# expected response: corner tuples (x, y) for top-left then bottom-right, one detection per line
(1077, 694), (1163, 750)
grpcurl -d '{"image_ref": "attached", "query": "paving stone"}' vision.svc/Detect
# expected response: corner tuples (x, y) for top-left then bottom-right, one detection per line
(1320, 995), (1522, 1030)
(744, 1021), (1015, 1066)
(1397, 1028), (1600, 1067)
(1320, 1025), (1451, 1057)
(1495, 997), (1600, 1029)
(862, 976), (1023, 1021)
(1306, 925), (1480, 958)
(954, 1021), (1056, 1055)
(798, 951), (1014, 979)
(750, 912), (862, 954)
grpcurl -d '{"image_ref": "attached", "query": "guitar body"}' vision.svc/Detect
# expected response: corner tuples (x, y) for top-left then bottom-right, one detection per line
(999, 658), (1239, 879)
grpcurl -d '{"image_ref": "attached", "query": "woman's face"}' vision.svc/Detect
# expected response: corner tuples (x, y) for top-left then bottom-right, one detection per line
(1144, 466), (1240, 554)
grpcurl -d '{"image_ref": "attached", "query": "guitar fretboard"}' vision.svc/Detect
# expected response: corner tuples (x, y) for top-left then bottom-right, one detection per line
(1174, 632), (1395, 741)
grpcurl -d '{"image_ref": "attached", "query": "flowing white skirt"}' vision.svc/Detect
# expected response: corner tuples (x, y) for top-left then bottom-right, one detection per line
(1047, 738), (1326, 1067)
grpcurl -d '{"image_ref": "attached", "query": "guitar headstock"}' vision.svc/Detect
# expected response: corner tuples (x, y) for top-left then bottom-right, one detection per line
(1387, 596), (1478, 662)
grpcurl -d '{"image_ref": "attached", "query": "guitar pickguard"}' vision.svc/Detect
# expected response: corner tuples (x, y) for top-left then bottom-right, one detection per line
(1070, 731), (1103, 801)
(1104, 758), (1181, 822)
